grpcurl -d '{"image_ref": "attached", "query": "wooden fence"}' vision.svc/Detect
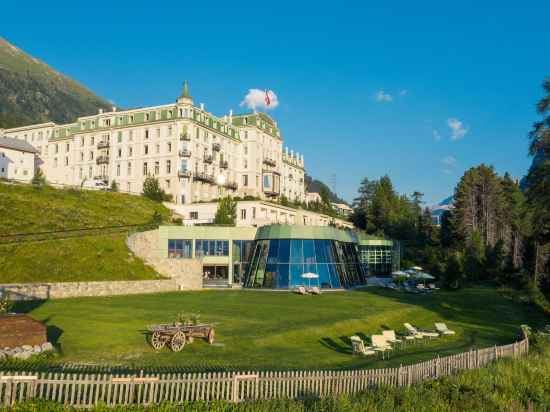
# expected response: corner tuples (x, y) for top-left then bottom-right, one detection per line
(0, 337), (528, 407)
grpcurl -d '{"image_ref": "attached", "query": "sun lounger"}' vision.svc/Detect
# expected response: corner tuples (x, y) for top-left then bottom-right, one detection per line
(308, 286), (322, 295)
(350, 336), (375, 356)
(404, 323), (439, 338)
(294, 286), (308, 295)
(435, 322), (456, 335)
(371, 334), (393, 359)
(382, 330), (403, 346)
(428, 283), (440, 290)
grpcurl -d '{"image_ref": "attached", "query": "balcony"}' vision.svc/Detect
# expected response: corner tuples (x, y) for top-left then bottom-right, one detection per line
(179, 133), (191, 141)
(212, 142), (221, 152)
(96, 155), (109, 165)
(219, 160), (228, 169)
(263, 158), (277, 167)
(178, 170), (192, 178)
(193, 172), (215, 184)
(97, 141), (110, 149)
(224, 181), (238, 191)
(179, 149), (191, 157)
(203, 154), (213, 164)
(93, 175), (108, 182)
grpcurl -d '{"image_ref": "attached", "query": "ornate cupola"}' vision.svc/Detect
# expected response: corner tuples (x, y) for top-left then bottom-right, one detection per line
(177, 80), (193, 105)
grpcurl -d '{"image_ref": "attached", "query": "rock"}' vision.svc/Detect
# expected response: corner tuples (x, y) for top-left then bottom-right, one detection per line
(13, 351), (32, 360)
(41, 342), (54, 352)
(33, 345), (42, 353)
(21, 345), (33, 351)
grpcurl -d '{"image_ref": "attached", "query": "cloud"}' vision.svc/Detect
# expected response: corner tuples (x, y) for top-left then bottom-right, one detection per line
(375, 90), (393, 102)
(441, 156), (457, 169)
(433, 130), (441, 141)
(447, 118), (468, 140)
(240, 89), (279, 110)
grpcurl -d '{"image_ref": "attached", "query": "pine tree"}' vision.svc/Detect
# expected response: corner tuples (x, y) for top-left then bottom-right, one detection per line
(142, 176), (166, 202)
(214, 196), (237, 225)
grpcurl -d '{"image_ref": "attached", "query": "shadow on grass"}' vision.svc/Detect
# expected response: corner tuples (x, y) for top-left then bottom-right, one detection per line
(319, 337), (352, 355)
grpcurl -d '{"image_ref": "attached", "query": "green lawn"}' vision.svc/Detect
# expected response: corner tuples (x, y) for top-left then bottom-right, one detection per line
(0, 183), (170, 283)
(10, 287), (547, 372)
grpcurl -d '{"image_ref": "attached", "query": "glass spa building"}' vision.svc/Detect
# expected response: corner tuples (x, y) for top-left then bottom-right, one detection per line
(159, 224), (399, 288)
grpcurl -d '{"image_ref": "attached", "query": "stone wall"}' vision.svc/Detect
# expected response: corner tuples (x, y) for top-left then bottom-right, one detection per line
(0, 279), (179, 301)
(126, 230), (202, 290)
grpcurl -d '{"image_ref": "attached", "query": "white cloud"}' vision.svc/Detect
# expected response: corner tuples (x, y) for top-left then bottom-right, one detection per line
(375, 90), (393, 102)
(441, 155), (457, 167)
(447, 118), (468, 140)
(240, 89), (279, 111)
(433, 130), (441, 141)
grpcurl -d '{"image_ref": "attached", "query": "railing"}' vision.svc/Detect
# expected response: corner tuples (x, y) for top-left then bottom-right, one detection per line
(212, 142), (221, 152)
(0, 337), (529, 407)
(224, 181), (238, 190)
(96, 155), (109, 165)
(219, 160), (228, 169)
(203, 155), (213, 164)
(177, 170), (192, 179)
(179, 149), (191, 157)
(193, 173), (215, 184)
(263, 158), (276, 167)
(97, 141), (110, 149)
(179, 134), (191, 141)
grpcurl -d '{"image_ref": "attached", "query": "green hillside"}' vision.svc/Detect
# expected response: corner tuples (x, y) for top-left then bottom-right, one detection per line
(0, 38), (112, 128)
(0, 183), (171, 283)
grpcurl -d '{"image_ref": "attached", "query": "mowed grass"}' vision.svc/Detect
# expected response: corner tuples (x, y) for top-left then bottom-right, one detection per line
(0, 183), (170, 283)
(16, 287), (548, 371)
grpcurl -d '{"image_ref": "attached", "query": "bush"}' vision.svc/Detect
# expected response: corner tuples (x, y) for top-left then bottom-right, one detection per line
(142, 176), (170, 202)
(110, 180), (119, 192)
(31, 168), (47, 187)
(213, 196), (237, 225)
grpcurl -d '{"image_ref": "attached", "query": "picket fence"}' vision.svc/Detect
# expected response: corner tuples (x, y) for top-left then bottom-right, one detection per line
(0, 337), (528, 407)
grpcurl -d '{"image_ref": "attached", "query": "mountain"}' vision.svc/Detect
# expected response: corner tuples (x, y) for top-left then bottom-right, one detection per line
(304, 174), (348, 204)
(0, 38), (112, 128)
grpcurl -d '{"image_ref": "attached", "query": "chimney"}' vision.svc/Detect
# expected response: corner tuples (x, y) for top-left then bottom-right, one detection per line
(98, 108), (103, 114)
(200, 103), (204, 111)
(112, 106), (117, 112)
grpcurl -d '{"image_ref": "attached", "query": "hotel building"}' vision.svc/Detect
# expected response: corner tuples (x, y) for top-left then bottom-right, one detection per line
(0, 82), (306, 205)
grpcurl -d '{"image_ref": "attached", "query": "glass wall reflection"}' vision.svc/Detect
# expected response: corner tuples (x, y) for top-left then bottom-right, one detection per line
(244, 239), (368, 289)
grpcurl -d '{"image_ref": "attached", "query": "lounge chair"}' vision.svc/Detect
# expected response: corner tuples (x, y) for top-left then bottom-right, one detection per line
(294, 286), (308, 295)
(308, 286), (322, 295)
(371, 334), (393, 359)
(382, 330), (403, 347)
(350, 336), (375, 356)
(404, 323), (439, 339)
(435, 322), (456, 335)
(428, 283), (440, 290)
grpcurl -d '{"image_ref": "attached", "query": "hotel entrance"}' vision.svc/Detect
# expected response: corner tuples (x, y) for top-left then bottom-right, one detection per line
(202, 265), (229, 287)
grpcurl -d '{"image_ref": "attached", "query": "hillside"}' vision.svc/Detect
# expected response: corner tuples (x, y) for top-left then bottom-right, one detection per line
(0, 183), (171, 283)
(304, 174), (347, 204)
(0, 38), (112, 129)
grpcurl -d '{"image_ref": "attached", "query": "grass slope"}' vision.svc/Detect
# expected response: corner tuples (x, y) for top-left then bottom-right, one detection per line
(0, 183), (170, 283)
(8, 287), (547, 371)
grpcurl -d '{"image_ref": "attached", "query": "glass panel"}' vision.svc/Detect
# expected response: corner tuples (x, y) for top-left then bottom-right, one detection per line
(264, 264), (277, 288)
(304, 263), (320, 287)
(267, 239), (279, 264)
(278, 239), (290, 263)
(243, 241), (255, 262)
(328, 264), (341, 288)
(222, 240), (229, 256)
(277, 264), (289, 288)
(290, 240), (303, 264)
(233, 240), (241, 261)
(289, 264), (304, 287)
(317, 264), (332, 289)
(303, 240), (316, 264)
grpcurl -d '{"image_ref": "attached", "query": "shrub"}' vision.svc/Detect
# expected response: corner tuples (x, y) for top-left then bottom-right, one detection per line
(110, 180), (119, 192)
(31, 168), (47, 188)
(213, 196), (237, 225)
(142, 177), (170, 202)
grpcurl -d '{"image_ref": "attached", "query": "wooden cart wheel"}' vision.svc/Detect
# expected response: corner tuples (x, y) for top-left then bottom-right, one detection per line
(207, 328), (215, 345)
(150, 331), (165, 350)
(170, 331), (186, 352)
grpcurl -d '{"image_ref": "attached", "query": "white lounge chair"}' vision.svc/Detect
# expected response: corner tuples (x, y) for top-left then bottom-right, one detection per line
(294, 286), (308, 295)
(350, 336), (375, 356)
(404, 323), (439, 339)
(382, 330), (404, 347)
(371, 334), (393, 359)
(308, 286), (322, 295)
(428, 283), (440, 290)
(435, 322), (456, 335)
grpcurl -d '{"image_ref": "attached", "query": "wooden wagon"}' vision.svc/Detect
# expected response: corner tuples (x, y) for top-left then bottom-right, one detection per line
(147, 323), (215, 352)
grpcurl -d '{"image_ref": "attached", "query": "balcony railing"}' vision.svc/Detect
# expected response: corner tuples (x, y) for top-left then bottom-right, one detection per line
(219, 160), (228, 169)
(193, 172), (215, 184)
(180, 133), (191, 141)
(93, 175), (108, 182)
(179, 149), (191, 157)
(224, 181), (238, 191)
(178, 170), (192, 178)
(96, 155), (109, 165)
(97, 141), (110, 149)
(212, 142), (221, 152)
(263, 158), (277, 167)
(203, 155), (213, 164)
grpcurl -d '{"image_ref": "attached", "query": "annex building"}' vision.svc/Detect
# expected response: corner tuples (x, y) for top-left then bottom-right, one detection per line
(0, 82), (306, 205)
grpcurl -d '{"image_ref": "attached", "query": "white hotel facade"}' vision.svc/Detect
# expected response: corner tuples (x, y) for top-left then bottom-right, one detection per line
(1, 82), (306, 205)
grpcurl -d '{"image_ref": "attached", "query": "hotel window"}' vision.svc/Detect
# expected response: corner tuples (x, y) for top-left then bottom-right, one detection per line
(167, 142), (172, 152)
(55, 144), (59, 154)
(156, 144), (160, 154)
(156, 128), (161, 138)
(195, 240), (229, 257)
(117, 131), (122, 143)
(165, 179), (170, 188)
(166, 160), (171, 174)
(242, 174), (248, 187)
(129, 130), (133, 141)
(168, 110), (172, 118)
(144, 145), (149, 155)
(129, 146), (133, 157)
(53, 158), (58, 168)
(116, 164), (121, 176)
(168, 126), (172, 136)
(127, 162), (132, 176)
(143, 162), (148, 176)
(154, 161), (159, 175)
(79, 168), (83, 178)
(88, 166), (92, 177)
(65, 157), (69, 166)
(244, 159), (248, 169)
(190, 211), (198, 219)
(66, 143), (70, 152)
(80, 152), (84, 161)
(104, 119), (111, 127)
(241, 209), (247, 220)
(89, 151), (94, 160)
(90, 136), (94, 145)
(130, 115), (134, 123)
(146, 113), (150, 121)
(145, 129), (149, 139)
(168, 239), (192, 258)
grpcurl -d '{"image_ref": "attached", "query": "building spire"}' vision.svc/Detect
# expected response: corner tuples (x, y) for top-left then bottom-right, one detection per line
(183, 80), (190, 98)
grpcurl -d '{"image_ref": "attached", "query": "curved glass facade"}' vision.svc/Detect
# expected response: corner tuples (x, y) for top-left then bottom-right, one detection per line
(244, 239), (368, 289)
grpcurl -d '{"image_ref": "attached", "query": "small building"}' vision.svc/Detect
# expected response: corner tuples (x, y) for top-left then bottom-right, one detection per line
(331, 202), (353, 217)
(356, 233), (401, 275)
(0, 136), (38, 182)
(305, 191), (322, 205)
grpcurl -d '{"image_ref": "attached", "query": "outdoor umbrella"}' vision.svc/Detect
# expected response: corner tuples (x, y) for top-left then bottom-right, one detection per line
(301, 272), (319, 288)
(413, 272), (435, 284)
(410, 266), (423, 271)
(391, 271), (410, 278)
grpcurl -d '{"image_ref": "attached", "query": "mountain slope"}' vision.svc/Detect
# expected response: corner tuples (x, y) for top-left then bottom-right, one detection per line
(0, 37), (112, 128)
(304, 174), (347, 204)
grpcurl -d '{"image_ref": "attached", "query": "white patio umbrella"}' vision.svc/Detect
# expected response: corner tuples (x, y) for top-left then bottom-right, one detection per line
(410, 266), (423, 271)
(391, 270), (410, 278)
(301, 272), (319, 288)
(413, 272), (435, 284)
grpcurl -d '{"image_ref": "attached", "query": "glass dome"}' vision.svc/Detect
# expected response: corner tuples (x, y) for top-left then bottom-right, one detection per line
(244, 238), (368, 289)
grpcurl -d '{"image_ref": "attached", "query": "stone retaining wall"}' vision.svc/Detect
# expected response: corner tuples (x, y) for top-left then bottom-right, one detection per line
(0, 279), (178, 301)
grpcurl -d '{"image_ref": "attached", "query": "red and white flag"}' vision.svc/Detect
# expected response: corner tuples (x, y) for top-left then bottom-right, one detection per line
(264, 90), (271, 107)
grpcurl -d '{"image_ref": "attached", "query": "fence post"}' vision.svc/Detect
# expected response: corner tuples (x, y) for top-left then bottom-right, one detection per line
(435, 356), (440, 378)
(494, 345), (498, 361)
(397, 364), (402, 387)
(231, 374), (238, 403)
(4, 378), (13, 407)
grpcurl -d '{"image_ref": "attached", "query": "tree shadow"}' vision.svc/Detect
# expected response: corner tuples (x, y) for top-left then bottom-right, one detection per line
(10, 299), (47, 314)
(319, 337), (352, 355)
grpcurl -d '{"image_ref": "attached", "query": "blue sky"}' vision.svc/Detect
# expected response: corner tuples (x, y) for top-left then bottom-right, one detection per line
(3, 1), (550, 204)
